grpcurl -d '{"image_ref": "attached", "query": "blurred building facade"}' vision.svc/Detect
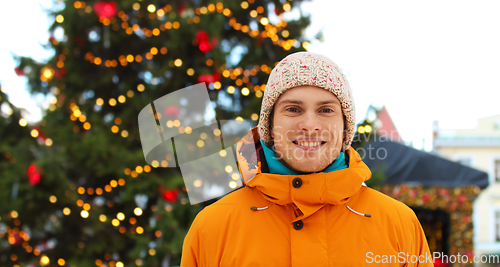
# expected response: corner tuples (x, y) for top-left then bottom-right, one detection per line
(433, 114), (500, 262)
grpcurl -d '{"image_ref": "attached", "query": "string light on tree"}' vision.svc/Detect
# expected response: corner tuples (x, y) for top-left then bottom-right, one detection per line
(55, 15), (64, 23)
(40, 255), (50, 266)
(40, 66), (54, 82)
(133, 207), (143, 216)
(81, 210), (89, 218)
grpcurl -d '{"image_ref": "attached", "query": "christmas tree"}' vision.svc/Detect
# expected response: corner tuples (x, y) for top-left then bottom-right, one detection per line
(351, 105), (387, 187)
(1, 0), (313, 266)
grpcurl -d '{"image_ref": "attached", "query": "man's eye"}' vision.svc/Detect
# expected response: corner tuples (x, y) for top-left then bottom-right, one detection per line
(321, 108), (334, 113)
(286, 107), (300, 113)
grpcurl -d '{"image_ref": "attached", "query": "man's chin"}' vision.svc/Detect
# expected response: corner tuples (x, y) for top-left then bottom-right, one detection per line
(288, 163), (328, 174)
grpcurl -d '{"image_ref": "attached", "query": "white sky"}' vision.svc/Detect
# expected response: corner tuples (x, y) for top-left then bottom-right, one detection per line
(1, 0), (500, 151)
(302, 0), (500, 150)
(0, 0), (53, 121)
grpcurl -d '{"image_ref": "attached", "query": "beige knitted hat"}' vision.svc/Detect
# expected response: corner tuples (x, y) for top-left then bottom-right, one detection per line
(257, 52), (355, 151)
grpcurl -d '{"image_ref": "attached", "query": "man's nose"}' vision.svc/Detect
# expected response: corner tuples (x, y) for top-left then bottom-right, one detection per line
(298, 112), (321, 132)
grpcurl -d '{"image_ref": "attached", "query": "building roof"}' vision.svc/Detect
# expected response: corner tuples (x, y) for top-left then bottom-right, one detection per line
(376, 106), (402, 143)
(362, 138), (489, 189)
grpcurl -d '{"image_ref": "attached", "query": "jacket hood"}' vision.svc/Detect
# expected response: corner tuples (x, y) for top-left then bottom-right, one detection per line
(236, 127), (372, 221)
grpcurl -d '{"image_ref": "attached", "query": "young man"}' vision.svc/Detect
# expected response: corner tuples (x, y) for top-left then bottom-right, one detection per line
(181, 52), (433, 266)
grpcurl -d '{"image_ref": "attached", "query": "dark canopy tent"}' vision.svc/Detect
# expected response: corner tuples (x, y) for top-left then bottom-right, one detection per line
(360, 138), (489, 259)
(361, 138), (489, 189)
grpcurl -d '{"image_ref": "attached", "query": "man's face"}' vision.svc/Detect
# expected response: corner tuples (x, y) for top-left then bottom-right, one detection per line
(271, 85), (345, 173)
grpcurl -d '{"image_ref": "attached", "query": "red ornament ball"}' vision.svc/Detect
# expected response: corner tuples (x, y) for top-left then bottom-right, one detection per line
(27, 164), (41, 186)
(195, 31), (218, 53)
(198, 41), (212, 53)
(178, 3), (186, 14)
(433, 258), (448, 267)
(162, 189), (179, 203)
(195, 30), (209, 42)
(14, 67), (25, 76)
(93, 1), (118, 19)
(198, 74), (215, 84)
(164, 105), (180, 118)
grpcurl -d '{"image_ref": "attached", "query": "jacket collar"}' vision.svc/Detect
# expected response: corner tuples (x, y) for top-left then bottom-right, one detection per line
(236, 127), (372, 221)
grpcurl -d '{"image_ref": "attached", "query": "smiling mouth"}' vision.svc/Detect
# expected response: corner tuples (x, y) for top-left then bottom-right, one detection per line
(292, 141), (327, 147)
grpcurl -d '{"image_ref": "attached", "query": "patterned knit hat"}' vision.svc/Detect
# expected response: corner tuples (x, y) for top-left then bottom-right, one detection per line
(258, 52), (355, 151)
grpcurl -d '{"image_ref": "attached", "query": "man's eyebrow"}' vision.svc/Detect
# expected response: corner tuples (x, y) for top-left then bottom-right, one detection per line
(276, 99), (302, 105)
(317, 100), (340, 105)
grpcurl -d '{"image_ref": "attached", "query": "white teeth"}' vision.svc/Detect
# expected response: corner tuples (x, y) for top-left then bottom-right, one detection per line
(297, 141), (321, 147)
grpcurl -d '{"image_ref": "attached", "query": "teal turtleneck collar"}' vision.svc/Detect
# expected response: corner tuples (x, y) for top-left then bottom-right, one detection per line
(259, 139), (348, 175)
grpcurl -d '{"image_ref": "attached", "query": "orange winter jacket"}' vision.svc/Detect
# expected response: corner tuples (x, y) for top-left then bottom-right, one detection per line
(181, 128), (433, 266)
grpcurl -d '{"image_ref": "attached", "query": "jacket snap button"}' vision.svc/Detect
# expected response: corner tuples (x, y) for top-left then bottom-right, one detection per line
(293, 220), (303, 230)
(292, 178), (302, 188)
